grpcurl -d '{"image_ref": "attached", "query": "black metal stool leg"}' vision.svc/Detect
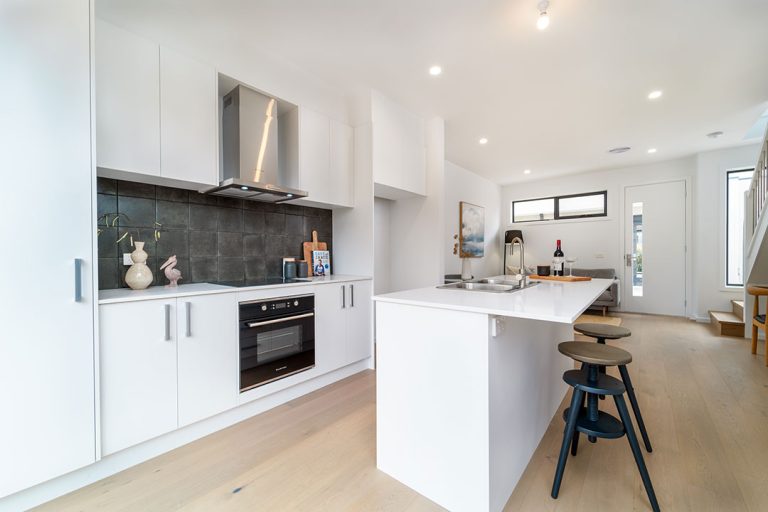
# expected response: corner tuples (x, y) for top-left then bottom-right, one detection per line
(552, 388), (584, 499)
(597, 337), (607, 399)
(570, 391), (587, 456)
(619, 365), (652, 452)
(587, 365), (599, 443)
(614, 395), (660, 512)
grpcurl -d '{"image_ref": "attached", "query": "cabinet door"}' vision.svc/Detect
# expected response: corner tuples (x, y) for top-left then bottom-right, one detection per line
(177, 294), (238, 427)
(313, 284), (348, 372)
(346, 280), (373, 363)
(329, 120), (354, 207)
(299, 107), (331, 201)
(100, 300), (178, 455)
(0, 0), (95, 497)
(95, 20), (160, 175)
(160, 46), (218, 186)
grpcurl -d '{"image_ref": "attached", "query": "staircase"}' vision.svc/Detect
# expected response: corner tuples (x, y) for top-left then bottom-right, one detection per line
(710, 300), (745, 337)
(744, 122), (768, 334)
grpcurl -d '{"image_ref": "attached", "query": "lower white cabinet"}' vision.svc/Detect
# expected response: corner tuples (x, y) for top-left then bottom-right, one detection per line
(177, 294), (238, 427)
(100, 293), (238, 454)
(314, 280), (372, 373)
(100, 298), (178, 455)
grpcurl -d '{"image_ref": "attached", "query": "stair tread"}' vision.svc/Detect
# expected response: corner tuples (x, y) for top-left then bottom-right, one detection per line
(710, 310), (744, 325)
(732, 300), (745, 307)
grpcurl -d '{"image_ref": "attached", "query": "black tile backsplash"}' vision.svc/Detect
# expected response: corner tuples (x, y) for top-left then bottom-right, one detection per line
(96, 178), (333, 289)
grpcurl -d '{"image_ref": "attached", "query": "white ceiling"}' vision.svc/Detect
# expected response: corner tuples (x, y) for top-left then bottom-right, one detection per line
(98, 0), (768, 185)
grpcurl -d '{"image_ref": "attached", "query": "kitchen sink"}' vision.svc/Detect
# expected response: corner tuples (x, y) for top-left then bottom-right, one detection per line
(437, 281), (539, 293)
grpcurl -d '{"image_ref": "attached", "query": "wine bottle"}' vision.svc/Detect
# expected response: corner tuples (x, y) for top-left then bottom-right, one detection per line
(553, 240), (564, 276)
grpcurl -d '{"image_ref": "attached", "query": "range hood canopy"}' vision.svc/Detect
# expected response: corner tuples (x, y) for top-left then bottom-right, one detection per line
(203, 85), (306, 203)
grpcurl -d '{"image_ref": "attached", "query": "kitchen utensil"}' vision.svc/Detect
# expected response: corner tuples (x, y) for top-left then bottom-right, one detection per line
(302, 230), (328, 277)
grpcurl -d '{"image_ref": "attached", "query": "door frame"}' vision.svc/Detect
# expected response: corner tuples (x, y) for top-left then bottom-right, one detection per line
(620, 177), (692, 317)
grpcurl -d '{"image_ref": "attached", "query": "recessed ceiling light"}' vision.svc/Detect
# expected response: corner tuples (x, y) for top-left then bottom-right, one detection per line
(608, 146), (631, 154)
(429, 65), (442, 76)
(536, 0), (550, 30)
(523, 169), (532, 174)
(706, 131), (724, 139)
(647, 148), (657, 154)
(647, 90), (663, 100)
(240, 186), (249, 191)
(478, 137), (488, 145)
(286, 193), (293, 198)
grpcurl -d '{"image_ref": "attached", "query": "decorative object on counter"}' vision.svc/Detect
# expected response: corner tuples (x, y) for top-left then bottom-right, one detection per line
(313, 249), (330, 276)
(566, 256), (577, 277)
(297, 260), (308, 278)
(552, 239), (565, 276)
(303, 230), (329, 276)
(459, 201), (484, 258)
(160, 255), (182, 287)
(461, 257), (472, 281)
(537, 265), (551, 276)
(283, 259), (297, 280)
(124, 241), (153, 290)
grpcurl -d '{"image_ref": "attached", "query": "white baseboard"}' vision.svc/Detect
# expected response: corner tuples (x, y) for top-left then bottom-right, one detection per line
(0, 359), (373, 512)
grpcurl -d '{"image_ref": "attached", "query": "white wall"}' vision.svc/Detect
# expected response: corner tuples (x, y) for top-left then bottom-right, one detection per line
(444, 161), (502, 279)
(374, 197), (393, 294)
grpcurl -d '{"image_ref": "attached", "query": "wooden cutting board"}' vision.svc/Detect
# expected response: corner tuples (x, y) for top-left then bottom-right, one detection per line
(302, 231), (327, 277)
(529, 275), (592, 282)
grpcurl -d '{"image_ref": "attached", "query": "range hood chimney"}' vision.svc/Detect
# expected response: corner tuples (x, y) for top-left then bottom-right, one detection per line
(202, 85), (307, 203)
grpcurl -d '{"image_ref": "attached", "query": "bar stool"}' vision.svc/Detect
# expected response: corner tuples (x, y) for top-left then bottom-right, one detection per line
(552, 342), (660, 512)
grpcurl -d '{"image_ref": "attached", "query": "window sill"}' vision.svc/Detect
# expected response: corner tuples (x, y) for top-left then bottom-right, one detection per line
(507, 216), (612, 227)
(720, 286), (744, 293)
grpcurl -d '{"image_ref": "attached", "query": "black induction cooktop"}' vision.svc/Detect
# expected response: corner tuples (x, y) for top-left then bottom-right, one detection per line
(212, 277), (314, 288)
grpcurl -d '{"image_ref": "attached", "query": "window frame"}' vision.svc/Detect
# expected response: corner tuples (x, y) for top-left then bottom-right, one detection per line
(511, 190), (608, 224)
(725, 168), (755, 287)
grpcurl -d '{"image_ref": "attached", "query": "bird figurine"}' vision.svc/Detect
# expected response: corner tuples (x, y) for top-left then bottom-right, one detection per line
(160, 255), (182, 287)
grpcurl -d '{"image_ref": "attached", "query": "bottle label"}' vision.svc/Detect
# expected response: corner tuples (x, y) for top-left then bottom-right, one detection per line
(553, 258), (563, 271)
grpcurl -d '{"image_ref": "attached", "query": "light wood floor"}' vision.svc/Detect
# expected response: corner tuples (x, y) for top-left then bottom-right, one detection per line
(37, 314), (768, 512)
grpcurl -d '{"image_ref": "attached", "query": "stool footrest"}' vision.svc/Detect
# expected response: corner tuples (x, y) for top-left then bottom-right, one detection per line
(563, 369), (625, 395)
(563, 407), (625, 440)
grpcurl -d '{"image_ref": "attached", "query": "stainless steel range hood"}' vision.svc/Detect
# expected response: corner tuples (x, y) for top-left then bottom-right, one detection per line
(203, 85), (307, 203)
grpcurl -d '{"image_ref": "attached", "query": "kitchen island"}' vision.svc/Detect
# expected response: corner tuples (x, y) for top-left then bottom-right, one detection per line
(373, 278), (613, 512)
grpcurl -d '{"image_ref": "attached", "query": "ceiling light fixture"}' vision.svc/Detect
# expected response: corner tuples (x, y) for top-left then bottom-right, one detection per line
(647, 90), (663, 100)
(706, 130), (724, 139)
(608, 146), (631, 154)
(429, 65), (442, 76)
(537, 0), (550, 30)
(478, 137), (488, 145)
(523, 169), (532, 174)
(647, 148), (657, 154)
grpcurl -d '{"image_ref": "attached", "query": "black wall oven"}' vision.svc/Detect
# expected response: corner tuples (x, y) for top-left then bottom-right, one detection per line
(239, 294), (315, 392)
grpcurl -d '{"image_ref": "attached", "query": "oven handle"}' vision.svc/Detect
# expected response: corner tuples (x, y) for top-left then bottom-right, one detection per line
(247, 312), (314, 328)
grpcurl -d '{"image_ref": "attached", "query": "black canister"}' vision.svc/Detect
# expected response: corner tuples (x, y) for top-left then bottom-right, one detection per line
(284, 261), (297, 279)
(537, 265), (551, 276)
(297, 260), (309, 278)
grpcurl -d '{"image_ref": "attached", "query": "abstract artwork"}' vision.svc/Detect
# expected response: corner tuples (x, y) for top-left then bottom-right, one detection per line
(459, 201), (485, 258)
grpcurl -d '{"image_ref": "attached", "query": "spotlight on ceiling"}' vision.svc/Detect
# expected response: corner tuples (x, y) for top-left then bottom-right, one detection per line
(478, 137), (488, 145)
(647, 148), (657, 154)
(429, 65), (442, 76)
(523, 169), (532, 175)
(537, 0), (550, 30)
(647, 90), (663, 100)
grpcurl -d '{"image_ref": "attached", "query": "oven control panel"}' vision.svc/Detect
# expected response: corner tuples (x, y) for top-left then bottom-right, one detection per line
(240, 294), (315, 322)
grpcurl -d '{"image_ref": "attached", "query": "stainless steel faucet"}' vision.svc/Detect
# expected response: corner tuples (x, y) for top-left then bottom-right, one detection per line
(510, 236), (527, 286)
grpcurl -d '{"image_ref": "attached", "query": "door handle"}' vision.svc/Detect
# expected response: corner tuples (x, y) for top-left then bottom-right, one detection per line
(74, 258), (83, 302)
(625, 254), (633, 267)
(341, 285), (346, 309)
(185, 301), (192, 337)
(164, 304), (171, 341)
(350, 284), (355, 308)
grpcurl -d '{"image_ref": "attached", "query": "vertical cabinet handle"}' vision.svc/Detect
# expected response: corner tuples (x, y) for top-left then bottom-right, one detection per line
(350, 284), (355, 308)
(341, 285), (346, 309)
(164, 304), (171, 341)
(185, 301), (192, 337)
(74, 258), (83, 302)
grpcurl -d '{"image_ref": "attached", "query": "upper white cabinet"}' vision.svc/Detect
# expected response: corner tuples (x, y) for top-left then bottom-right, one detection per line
(286, 106), (354, 208)
(95, 19), (161, 177)
(371, 91), (426, 199)
(95, 19), (218, 188)
(100, 299), (179, 456)
(0, 0), (96, 497)
(177, 294), (238, 427)
(160, 46), (218, 186)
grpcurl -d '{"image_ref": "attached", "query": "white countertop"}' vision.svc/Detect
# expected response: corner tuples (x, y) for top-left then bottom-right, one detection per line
(372, 277), (613, 324)
(99, 275), (371, 304)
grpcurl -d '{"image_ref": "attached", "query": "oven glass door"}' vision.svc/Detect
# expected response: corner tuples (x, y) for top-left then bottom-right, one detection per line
(240, 312), (315, 391)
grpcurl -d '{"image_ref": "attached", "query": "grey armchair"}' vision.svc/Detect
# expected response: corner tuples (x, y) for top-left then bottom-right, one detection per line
(571, 268), (620, 316)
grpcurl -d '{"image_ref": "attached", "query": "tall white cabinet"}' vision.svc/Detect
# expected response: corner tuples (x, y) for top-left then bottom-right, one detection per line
(0, 0), (96, 497)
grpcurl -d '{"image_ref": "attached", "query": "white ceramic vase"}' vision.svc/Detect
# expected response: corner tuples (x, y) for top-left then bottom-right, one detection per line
(125, 241), (153, 290)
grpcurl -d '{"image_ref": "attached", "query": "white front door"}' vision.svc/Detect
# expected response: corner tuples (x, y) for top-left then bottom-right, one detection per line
(623, 180), (687, 315)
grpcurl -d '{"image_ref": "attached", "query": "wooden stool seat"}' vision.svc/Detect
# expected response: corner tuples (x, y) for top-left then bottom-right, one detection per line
(563, 369), (625, 395)
(747, 285), (768, 365)
(558, 341), (632, 366)
(574, 322), (631, 340)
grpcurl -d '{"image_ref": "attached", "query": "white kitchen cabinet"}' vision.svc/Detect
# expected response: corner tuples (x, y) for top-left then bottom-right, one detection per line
(0, 0), (96, 497)
(313, 280), (372, 372)
(329, 119), (354, 207)
(95, 19), (161, 176)
(346, 280), (373, 363)
(371, 90), (426, 198)
(100, 299), (179, 455)
(177, 294), (239, 427)
(96, 19), (218, 188)
(160, 46), (218, 186)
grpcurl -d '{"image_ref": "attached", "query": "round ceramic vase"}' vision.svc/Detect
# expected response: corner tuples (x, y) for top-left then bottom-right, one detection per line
(125, 241), (153, 290)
